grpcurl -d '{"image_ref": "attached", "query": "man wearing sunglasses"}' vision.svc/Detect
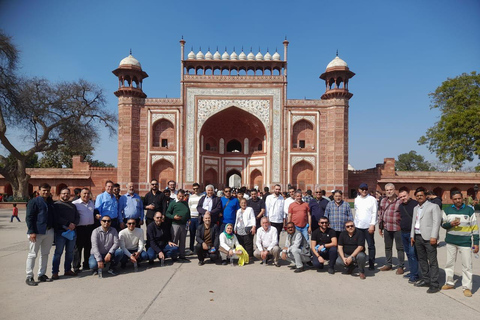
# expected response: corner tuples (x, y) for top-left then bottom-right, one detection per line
(144, 179), (166, 227)
(118, 218), (148, 270)
(88, 217), (122, 277)
(311, 216), (338, 274)
(280, 222), (311, 273)
(336, 220), (366, 279)
(354, 183), (377, 270)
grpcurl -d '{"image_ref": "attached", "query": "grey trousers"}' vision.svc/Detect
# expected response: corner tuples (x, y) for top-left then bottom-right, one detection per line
(253, 246), (281, 263)
(384, 230), (405, 268)
(171, 224), (187, 258)
(335, 252), (367, 273)
(286, 248), (310, 268)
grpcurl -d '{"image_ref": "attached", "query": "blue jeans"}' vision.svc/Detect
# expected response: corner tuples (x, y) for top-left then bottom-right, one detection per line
(189, 218), (200, 251)
(147, 245), (179, 261)
(311, 246), (338, 269)
(88, 251), (123, 270)
(401, 232), (419, 281)
(295, 224), (310, 242)
(52, 230), (76, 274)
(118, 249), (149, 266)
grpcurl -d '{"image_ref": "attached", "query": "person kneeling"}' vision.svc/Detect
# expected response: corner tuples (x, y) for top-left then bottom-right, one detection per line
(311, 216), (338, 274)
(195, 213), (219, 265)
(280, 222), (311, 273)
(336, 220), (366, 279)
(117, 218), (148, 271)
(89, 217), (123, 277)
(254, 217), (281, 266)
(147, 212), (179, 265)
(219, 223), (243, 265)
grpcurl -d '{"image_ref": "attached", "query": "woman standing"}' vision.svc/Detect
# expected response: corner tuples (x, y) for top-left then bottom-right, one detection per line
(234, 198), (256, 258)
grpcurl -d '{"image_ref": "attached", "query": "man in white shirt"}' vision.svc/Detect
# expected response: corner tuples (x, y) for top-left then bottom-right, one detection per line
(254, 217), (281, 266)
(72, 188), (96, 273)
(167, 180), (178, 201)
(117, 218), (148, 270)
(283, 186), (296, 223)
(354, 183), (377, 270)
(188, 183), (202, 253)
(265, 184), (285, 242)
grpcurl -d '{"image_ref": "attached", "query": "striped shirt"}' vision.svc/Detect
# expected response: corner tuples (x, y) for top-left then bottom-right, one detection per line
(325, 200), (353, 232)
(442, 204), (479, 247)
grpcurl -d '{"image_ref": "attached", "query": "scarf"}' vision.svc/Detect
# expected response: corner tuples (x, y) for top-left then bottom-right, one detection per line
(223, 223), (234, 239)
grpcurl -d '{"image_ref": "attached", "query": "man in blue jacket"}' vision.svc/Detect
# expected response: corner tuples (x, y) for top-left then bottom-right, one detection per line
(25, 183), (55, 286)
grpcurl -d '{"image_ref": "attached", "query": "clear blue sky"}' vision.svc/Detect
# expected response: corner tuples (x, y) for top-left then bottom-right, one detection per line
(1, 0), (479, 169)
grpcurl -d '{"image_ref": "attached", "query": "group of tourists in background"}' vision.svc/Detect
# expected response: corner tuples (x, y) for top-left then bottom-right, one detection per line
(22, 178), (478, 297)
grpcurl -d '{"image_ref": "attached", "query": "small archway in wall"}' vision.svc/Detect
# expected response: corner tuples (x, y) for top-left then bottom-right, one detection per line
(56, 183), (68, 196)
(204, 168), (218, 187)
(152, 159), (175, 190)
(292, 161), (314, 191)
(250, 169), (263, 189)
(292, 120), (314, 150)
(226, 169), (241, 188)
(226, 139), (242, 153)
(152, 119), (175, 149)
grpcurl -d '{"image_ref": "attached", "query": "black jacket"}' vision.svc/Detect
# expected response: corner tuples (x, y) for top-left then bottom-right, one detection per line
(195, 224), (220, 249)
(197, 195), (223, 224)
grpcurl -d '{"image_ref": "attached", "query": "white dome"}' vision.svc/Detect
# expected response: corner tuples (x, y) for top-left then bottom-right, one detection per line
(230, 51), (238, 60)
(196, 50), (205, 60)
(187, 50), (195, 60)
(239, 51), (247, 60)
(205, 50), (213, 60)
(326, 56), (348, 69)
(272, 52), (281, 61)
(222, 51), (230, 60)
(264, 51), (272, 61)
(255, 52), (263, 60)
(247, 51), (255, 60)
(214, 50), (221, 60)
(119, 54), (141, 68)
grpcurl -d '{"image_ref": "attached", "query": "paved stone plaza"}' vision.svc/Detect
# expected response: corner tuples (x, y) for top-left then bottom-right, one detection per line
(1, 208), (479, 320)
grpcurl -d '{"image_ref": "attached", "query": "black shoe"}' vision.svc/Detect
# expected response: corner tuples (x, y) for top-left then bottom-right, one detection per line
(306, 261), (313, 267)
(222, 260), (228, 265)
(25, 277), (37, 286)
(120, 263), (126, 269)
(294, 267), (305, 273)
(408, 279), (418, 284)
(288, 265), (297, 270)
(148, 260), (154, 265)
(178, 257), (190, 263)
(38, 275), (52, 282)
(328, 268), (335, 275)
(414, 280), (430, 287)
(318, 264), (324, 270)
(368, 265), (375, 271)
(198, 261), (205, 266)
(427, 286), (440, 294)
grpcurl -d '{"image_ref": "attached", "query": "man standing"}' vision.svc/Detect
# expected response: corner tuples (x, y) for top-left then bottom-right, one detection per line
(143, 179), (166, 227)
(165, 189), (191, 262)
(354, 183), (377, 270)
(118, 218), (148, 269)
(147, 212), (179, 264)
(398, 189), (419, 284)
(426, 190), (442, 208)
(311, 216), (338, 274)
(325, 190), (353, 238)
(309, 187), (329, 232)
(441, 191), (479, 297)
(197, 184), (223, 225)
(336, 220), (367, 279)
(195, 212), (219, 265)
(25, 183), (55, 286)
(220, 187), (240, 232)
(410, 187), (442, 293)
(288, 190), (311, 241)
(89, 216), (123, 277)
(52, 188), (80, 279)
(283, 186), (296, 223)
(119, 182), (144, 227)
(280, 222), (311, 272)
(263, 186), (271, 200)
(247, 189), (266, 229)
(167, 180), (178, 201)
(378, 183), (404, 274)
(113, 183), (121, 202)
(72, 188), (96, 273)
(188, 183), (202, 253)
(265, 184), (285, 241)
(95, 180), (123, 231)
(254, 217), (281, 266)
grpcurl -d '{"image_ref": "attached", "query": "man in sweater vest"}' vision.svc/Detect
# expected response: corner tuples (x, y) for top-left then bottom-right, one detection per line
(441, 191), (479, 297)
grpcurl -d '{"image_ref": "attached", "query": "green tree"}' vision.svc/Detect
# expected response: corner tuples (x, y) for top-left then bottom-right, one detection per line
(0, 30), (117, 198)
(395, 150), (436, 171)
(418, 71), (480, 171)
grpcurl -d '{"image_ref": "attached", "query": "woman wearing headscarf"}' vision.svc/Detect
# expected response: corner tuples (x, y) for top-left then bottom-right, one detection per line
(219, 223), (243, 265)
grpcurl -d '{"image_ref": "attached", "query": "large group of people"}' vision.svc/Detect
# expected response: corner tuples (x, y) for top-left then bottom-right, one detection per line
(23, 179), (479, 297)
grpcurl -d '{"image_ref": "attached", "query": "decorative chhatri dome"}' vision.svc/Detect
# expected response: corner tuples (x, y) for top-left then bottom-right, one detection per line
(187, 50), (196, 60)
(239, 50), (247, 60)
(230, 50), (238, 60)
(247, 51), (255, 61)
(326, 55), (348, 69)
(255, 50), (263, 61)
(205, 50), (213, 60)
(213, 50), (221, 60)
(196, 49), (205, 60)
(264, 51), (272, 61)
(119, 53), (142, 68)
(272, 51), (281, 61)
(222, 49), (230, 60)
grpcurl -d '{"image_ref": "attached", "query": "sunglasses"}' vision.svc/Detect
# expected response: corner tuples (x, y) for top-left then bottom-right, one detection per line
(224, 190), (231, 193)
(151, 183), (158, 186)
(360, 188), (368, 191)
(345, 225), (354, 228)
(127, 222), (136, 225)
(315, 192), (322, 194)
(320, 222), (328, 225)
(101, 220), (111, 223)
